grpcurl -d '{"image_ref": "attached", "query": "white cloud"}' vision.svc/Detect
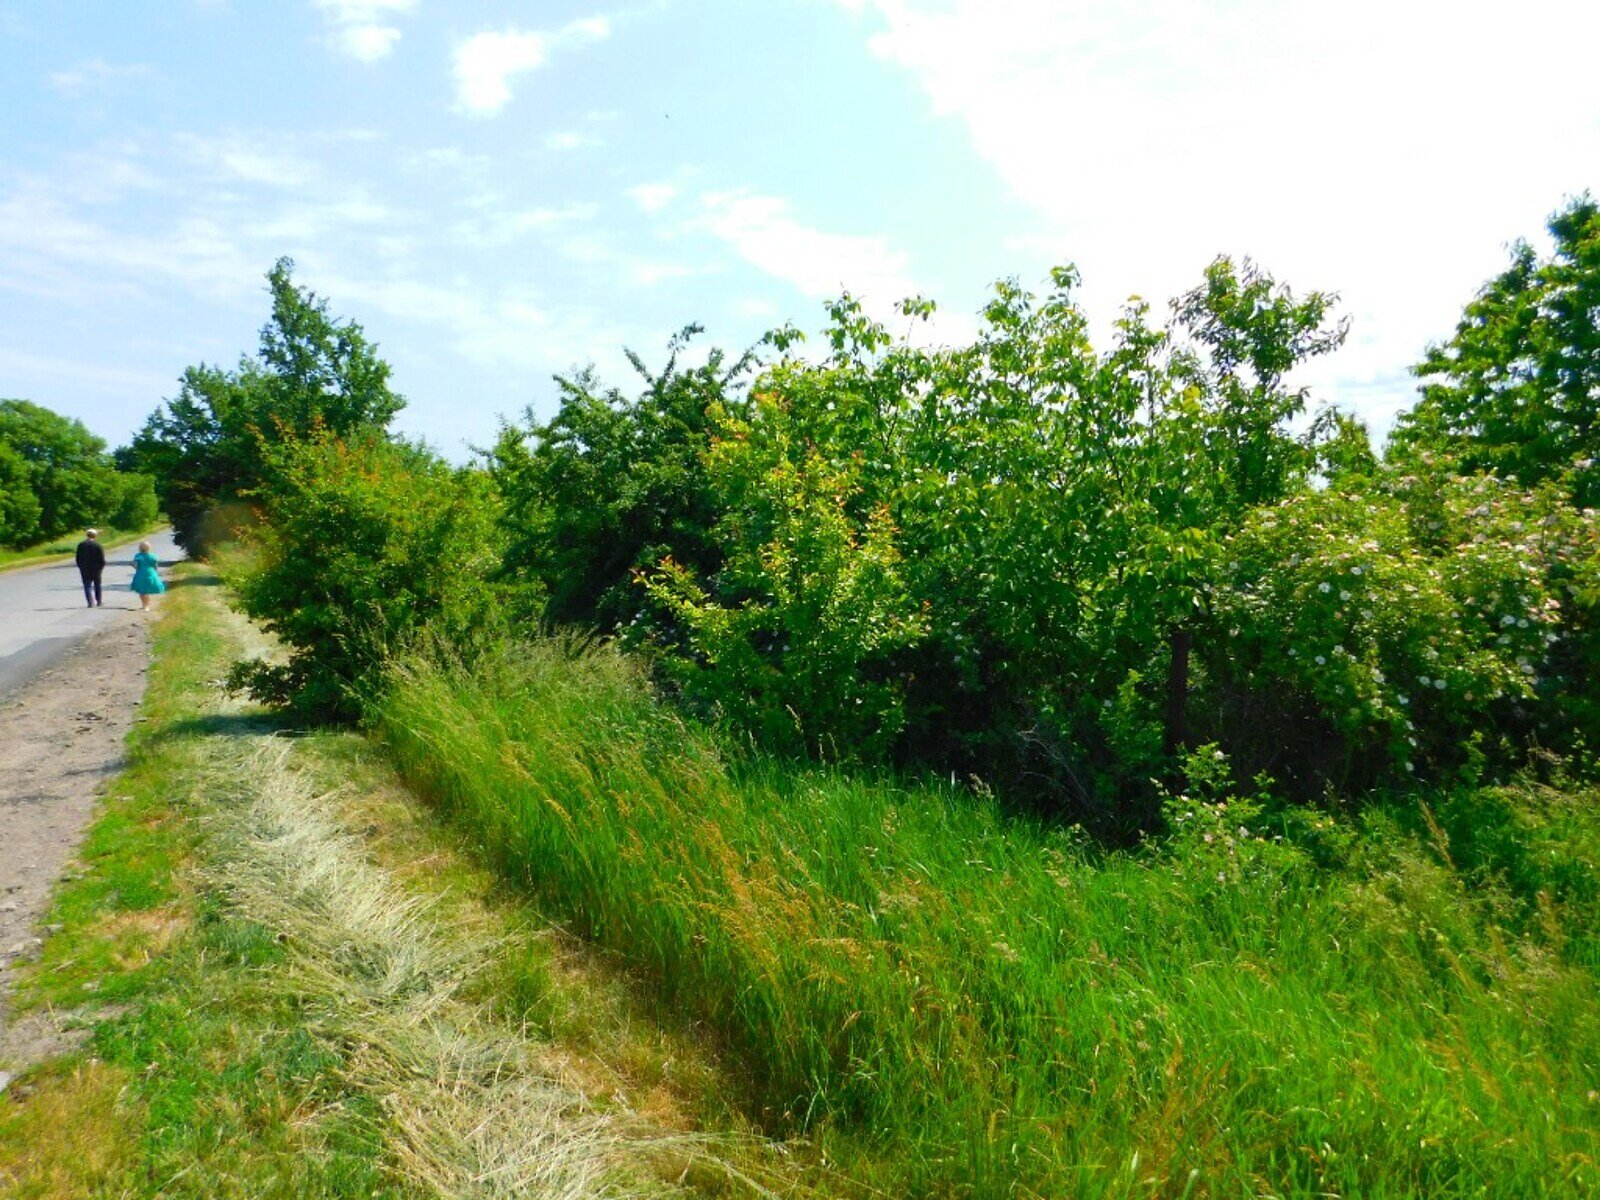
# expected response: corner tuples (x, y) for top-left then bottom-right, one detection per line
(0, 134), (393, 310)
(732, 296), (777, 319)
(49, 59), (155, 97)
(175, 133), (320, 189)
(556, 233), (696, 289)
(324, 271), (633, 376)
(837, 0), (1600, 433)
(0, 346), (170, 397)
(627, 182), (677, 213)
(313, 0), (416, 62)
(698, 189), (920, 312)
(690, 189), (977, 344)
(543, 130), (595, 151)
(335, 23), (400, 61)
(450, 202), (598, 247)
(452, 16), (611, 117)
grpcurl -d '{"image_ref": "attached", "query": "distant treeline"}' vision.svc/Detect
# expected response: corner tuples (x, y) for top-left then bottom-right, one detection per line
(123, 195), (1600, 828)
(0, 399), (158, 549)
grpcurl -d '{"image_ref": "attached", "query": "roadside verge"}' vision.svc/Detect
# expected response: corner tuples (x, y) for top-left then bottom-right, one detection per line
(0, 568), (802, 1199)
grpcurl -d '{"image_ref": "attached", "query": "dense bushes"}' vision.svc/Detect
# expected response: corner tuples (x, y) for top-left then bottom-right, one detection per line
(1202, 472), (1598, 789)
(149, 203), (1600, 809)
(226, 430), (500, 721)
(488, 267), (1357, 823)
(0, 398), (157, 547)
(489, 329), (752, 630)
(479, 243), (1600, 822)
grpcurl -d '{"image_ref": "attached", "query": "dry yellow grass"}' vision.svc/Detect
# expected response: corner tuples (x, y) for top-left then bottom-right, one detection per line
(0, 1059), (136, 1198)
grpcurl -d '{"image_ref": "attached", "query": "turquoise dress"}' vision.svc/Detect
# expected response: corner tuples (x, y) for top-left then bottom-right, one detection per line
(131, 551), (166, 595)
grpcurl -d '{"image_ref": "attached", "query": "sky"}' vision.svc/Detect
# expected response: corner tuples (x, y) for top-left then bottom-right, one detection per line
(3, 0), (1598, 459)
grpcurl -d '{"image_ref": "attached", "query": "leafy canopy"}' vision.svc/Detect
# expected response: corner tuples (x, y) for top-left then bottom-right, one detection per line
(127, 257), (404, 554)
(1392, 195), (1600, 503)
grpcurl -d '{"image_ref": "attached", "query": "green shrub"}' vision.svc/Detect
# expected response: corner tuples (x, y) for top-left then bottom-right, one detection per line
(227, 430), (500, 720)
(643, 385), (929, 759)
(1207, 472), (1600, 790)
(489, 329), (752, 629)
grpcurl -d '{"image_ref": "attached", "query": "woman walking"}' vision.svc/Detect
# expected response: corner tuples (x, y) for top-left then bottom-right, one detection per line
(130, 540), (166, 611)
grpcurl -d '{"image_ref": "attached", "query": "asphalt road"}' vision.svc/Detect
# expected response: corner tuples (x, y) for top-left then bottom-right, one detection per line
(0, 530), (182, 698)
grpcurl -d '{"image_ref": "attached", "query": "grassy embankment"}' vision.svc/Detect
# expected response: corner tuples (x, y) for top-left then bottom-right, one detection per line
(0, 574), (797, 1198)
(0, 523), (170, 573)
(379, 638), (1600, 1199)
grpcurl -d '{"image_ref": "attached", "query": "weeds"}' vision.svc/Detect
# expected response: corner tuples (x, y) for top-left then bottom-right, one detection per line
(379, 636), (1600, 1198)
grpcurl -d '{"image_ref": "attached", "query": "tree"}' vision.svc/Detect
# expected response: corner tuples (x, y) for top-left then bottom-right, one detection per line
(1392, 195), (1600, 503)
(0, 399), (129, 543)
(623, 264), (1347, 822)
(229, 430), (500, 721)
(0, 441), (43, 546)
(491, 327), (754, 630)
(126, 258), (405, 554)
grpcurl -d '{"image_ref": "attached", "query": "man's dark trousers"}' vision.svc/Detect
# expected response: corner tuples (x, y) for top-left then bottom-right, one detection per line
(75, 537), (106, 608)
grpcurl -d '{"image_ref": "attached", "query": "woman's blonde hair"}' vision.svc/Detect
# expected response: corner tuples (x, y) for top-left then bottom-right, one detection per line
(138, 540), (152, 553)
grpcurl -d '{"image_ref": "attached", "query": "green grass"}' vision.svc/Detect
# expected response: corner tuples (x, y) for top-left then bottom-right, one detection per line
(0, 521), (170, 573)
(0, 571), (815, 1199)
(0, 569), (423, 1199)
(377, 636), (1600, 1199)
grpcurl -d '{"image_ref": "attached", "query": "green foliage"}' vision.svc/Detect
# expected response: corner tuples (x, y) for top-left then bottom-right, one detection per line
(489, 327), (752, 628)
(1393, 194), (1600, 503)
(1159, 745), (1298, 886)
(227, 430), (500, 721)
(644, 382), (929, 758)
(1207, 476), (1590, 788)
(0, 398), (143, 545)
(109, 470), (160, 532)
(1170, 255), (1350, 507)
(127, 258), (404, 556)
(0, 439), (43, 546)
(622, 265), (1347, 818)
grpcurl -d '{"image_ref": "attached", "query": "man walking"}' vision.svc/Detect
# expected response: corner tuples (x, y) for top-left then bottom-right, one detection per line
(75, 528), (106, 608)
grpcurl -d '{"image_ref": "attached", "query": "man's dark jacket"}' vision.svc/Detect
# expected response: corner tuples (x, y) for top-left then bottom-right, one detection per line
(75, 538), (106, 576)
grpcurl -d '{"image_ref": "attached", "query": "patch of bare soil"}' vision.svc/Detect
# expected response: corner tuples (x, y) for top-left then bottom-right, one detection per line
(0, 616), (150, 1081)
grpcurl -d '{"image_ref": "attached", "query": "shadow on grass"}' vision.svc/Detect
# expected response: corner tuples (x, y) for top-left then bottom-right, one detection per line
(166, 571), (222, 589)
(147, 711), (301, 743)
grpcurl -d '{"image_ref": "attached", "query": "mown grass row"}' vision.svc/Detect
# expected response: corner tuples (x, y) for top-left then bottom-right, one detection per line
(1, 574), (812, 1199)
(377, 637), (1600, 1198)
(0, 573), (421, 1199)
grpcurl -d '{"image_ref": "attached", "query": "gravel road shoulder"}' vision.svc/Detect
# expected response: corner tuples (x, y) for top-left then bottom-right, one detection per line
(0, 613), (150, 1075)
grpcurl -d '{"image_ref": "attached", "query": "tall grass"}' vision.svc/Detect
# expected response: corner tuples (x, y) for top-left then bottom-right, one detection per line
(377, 637), (1600, 1198)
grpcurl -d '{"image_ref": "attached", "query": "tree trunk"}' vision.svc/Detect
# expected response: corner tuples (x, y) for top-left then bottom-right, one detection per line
(1164, 624), (1191, 758)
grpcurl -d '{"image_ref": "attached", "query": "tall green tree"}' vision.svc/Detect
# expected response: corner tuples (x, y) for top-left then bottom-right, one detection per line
(0, 399), (143, 543)
(127, 258), (405, 554)
(0, 440), (43, 546)
(1392, 195), (1600, 502)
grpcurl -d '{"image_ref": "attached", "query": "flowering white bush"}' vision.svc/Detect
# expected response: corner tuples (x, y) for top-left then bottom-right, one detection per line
(1213, 480), (1573, 776)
